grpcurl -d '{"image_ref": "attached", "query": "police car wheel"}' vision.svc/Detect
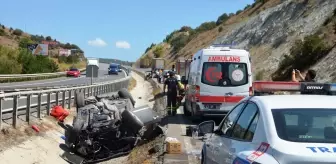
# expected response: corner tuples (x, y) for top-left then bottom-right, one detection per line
(201, 151), (205, 164)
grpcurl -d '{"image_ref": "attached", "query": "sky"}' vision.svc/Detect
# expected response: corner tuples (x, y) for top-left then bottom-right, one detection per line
(0, 0), (254, 62)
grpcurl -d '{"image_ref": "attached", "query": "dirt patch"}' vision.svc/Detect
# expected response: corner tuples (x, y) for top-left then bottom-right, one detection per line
(126, 70), (166, 164)
(0, 107), (76, 163)
(128, 77), (137, 91)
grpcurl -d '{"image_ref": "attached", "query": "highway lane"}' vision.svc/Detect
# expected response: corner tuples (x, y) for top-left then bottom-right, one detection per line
(0, 63), (126, 90)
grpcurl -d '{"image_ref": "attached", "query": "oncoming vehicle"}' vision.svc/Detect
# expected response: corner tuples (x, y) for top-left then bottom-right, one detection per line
(183, 45), (252, 118)
(66, 68), (81, 77)
(108, 63), (120, 75)
(200, 81), (336, 164)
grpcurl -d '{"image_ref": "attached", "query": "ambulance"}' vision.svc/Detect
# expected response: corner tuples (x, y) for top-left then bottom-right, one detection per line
(182, 45), (252, 118)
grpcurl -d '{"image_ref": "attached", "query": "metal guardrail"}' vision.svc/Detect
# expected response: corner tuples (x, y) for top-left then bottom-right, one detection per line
(0, 68), (86, 79)
(0, 70), (131, 129)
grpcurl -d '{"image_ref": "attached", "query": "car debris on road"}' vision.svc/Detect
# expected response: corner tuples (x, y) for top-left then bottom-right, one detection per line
(60, 88), (164, 164)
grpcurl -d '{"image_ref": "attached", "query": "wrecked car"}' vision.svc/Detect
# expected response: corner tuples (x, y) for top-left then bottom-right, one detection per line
(62, 88), (163, 164)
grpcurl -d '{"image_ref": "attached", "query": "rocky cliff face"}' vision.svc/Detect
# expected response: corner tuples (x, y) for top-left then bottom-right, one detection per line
(213, 0), (336, 81)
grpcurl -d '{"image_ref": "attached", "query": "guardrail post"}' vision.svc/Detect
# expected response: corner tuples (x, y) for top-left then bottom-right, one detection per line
(68, 90), (72, 109)
(37, 93), (42, 119)
(95, 87), (98, 96)
(83, 88), (86, 98)
(55, 91), (59, 105)
(13, 95), (18, 128)
(26, 94), (31, 123)
(90, 87), (93, 96)
(0, 99), (2, 129)
(62, 91), (66, 108)
(74, 89), (78, 108)
(46, 93), (51, 115)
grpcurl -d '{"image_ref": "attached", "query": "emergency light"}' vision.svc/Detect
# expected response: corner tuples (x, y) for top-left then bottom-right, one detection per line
(253, 81), (336, 95)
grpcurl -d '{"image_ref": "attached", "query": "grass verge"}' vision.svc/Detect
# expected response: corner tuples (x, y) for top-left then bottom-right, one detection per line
(128, 77), (137, 91)
(0, 68), (86, 84)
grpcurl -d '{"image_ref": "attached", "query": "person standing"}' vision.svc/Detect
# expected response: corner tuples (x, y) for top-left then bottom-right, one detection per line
(163, 71), (179, 115)
(292, 69), (317, 82)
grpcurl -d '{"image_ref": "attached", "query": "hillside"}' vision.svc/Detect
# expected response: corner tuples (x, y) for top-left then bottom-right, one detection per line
(137, 0), (336, 82)
(0, 23), (86, 73)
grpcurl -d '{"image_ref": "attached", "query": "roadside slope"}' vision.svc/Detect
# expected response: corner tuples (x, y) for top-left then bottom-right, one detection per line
(137, 0), (336, 82)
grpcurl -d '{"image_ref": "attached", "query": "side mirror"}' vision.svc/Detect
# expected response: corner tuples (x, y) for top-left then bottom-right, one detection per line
(198, 120), (215, 135)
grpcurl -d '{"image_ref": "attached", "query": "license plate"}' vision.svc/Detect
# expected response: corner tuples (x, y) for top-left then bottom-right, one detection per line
(203, 103), (220, 109)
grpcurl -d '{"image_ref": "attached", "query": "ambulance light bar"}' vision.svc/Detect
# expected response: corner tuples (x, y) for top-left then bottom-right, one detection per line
(253, 81), (336, 95)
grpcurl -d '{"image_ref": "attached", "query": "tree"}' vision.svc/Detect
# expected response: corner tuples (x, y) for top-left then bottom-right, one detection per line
(216, 13), (229, 25)
(179, 26), (193, 32)
(195, 21), (216, 33)
(46, 36), (52, 41)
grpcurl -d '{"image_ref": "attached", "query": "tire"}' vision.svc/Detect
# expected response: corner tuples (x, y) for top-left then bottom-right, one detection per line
(201, 151), (205, 164)
(183, 102), (191, 116)
(75, 91), (85, 109)
(118, 88), (136, 107)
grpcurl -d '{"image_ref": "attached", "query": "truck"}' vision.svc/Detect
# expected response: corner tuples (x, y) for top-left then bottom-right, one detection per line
(151, 58), (165, 71)
(87, 58), (99, 67)
(176, 57), (192, 77)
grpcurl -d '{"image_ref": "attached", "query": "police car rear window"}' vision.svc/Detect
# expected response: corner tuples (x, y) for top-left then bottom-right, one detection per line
(272, 109), (336, 143)
(201, 62), (248, 87)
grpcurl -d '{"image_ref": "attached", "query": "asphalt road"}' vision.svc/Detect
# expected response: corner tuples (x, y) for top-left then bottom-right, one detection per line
(0, 63), (126, 90)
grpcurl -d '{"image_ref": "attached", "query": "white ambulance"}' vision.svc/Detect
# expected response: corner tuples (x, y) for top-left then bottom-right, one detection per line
(182, 45), (253, 118)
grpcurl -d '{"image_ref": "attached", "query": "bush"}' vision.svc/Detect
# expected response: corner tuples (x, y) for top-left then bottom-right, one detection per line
(218, 26), (223, 32)
(18, 50), (59, 74)
(19, 37), (36, 48)
(255, 70), (264, 80)
(9, 27), (13, 32)
(153, 45), (164, 58)
(0, 28), (5, 36)
(272, 34), (331, 81)
(58, 55), (80, 64)
(12, 29), (23, 36)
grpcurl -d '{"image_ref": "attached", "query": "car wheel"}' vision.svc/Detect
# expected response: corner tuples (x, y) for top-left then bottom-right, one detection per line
(75, 91), (85, 109)
(183, 102), (191, 116)
(118, 88), (136, 107)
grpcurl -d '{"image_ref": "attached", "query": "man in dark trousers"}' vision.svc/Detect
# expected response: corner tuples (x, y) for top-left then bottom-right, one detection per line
(163, 71), (179, 116)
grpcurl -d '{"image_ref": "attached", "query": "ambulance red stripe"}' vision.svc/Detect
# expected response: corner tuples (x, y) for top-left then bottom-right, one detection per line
(198, 95), (245, 103)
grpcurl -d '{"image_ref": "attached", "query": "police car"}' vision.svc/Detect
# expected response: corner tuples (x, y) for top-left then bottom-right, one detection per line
(199, 81), (336, 164)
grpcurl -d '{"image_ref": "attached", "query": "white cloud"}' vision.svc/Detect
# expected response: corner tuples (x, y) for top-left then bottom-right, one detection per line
(115, 41), (131, 49)
(88, 38), (107, 47)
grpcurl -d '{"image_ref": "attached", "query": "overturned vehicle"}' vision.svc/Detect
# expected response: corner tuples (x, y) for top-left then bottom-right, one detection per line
(63, 88), (163, 163)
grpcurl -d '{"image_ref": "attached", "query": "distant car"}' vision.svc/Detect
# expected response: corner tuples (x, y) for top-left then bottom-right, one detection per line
(67, 68), (80, 77)
(108, 63), (119, 75)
